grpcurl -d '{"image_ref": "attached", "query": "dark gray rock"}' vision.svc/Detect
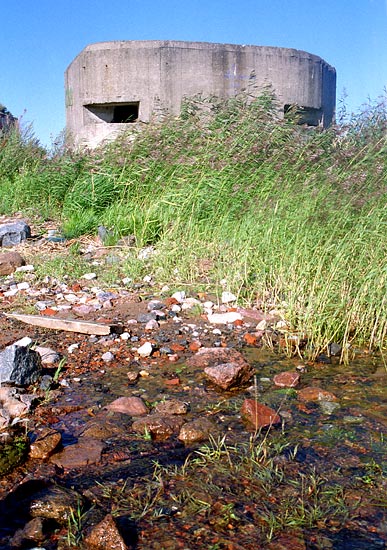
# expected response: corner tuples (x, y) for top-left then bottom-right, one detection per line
(0, 221), (31, 247)
(0, 345), (42, 386)
(137, 312), (157, 323)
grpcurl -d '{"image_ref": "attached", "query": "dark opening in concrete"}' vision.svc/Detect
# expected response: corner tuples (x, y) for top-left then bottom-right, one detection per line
(85, 102), (140, 123)
(284, 104), (322, 126)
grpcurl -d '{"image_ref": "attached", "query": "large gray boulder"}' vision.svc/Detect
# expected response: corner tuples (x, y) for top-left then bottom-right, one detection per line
(0, 221), (31, 247)
(0, 345), (42, 386)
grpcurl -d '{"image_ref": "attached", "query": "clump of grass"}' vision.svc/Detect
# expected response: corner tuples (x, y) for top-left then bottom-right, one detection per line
(1, 90), (387, 358)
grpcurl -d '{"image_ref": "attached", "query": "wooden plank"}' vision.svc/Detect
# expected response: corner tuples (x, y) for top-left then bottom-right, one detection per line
(5, 313), (111, 335)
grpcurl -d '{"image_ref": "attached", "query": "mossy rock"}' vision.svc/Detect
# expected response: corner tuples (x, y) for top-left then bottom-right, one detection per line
(0, 435), (29, 477)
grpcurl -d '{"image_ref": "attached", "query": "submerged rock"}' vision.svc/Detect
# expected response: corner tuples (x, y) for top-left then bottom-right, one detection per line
(84, 513), (128, 550)
(9, 517), (46, 548)
(50, 438), (104, 469)
(204, 361), (254, 390)
(28, 484), (83, 524)
(154, 399), (189, 415)
(29, 428), (62, 460)
(132, 414), (184, 440)
(241, 399), (281, 429)
(188, 347), (254, 390)
(297, 387), (338, 403)
(273, 371), (300, 388)
(178, 417), (217, 444)
(105, 396), (148, 416)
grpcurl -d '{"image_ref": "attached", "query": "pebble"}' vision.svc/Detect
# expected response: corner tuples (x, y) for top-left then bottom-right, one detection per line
(137, 342), (153, 357)
(15, 264), (34, 272)
(64, 294), (78, 303)
(17, 282), (30, 290)
(319, 401), (340, 415)
(171, 291), (185, 302)
(101, 351), (115, 362)
(145, 319), (159, 331)
(207, 312), (243, 324)
(81, 272), (97, 280)
(273, 371), (300, 388)
(67, 343), (79, 354)
(148, 300), (165, 311)
(221, 291), (237, 303)
(14, 336), (33, 347)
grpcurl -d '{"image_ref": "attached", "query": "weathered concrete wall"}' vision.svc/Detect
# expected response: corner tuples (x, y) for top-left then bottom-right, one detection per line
(65, 40), (336, 148)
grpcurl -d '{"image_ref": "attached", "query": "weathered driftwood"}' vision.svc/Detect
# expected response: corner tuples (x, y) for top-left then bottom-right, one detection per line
(5, 313), (111, 335)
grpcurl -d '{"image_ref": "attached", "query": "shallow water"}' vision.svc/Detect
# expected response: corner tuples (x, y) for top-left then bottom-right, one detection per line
(2, 324), (387, 548)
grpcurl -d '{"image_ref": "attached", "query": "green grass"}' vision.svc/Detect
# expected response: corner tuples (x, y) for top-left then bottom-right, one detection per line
(93, 434), (353, 546)
(1, 90), (387, 358)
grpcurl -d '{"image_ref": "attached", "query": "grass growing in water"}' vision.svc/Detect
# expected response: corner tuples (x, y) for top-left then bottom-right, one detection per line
(1, 91), (387, 357)
(94, 434), (353, 547)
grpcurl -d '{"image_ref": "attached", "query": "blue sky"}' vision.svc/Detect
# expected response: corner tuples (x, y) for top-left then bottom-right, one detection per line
(1, 0), (386, 148)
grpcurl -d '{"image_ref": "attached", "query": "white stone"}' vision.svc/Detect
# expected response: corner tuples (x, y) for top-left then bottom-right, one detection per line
(212, 328), (222, 335)
(145, 319), (159, 331)
(276, 320), (289, 329)
(101, 351), (114, 362)
(120, 332), (131, 340)
(64, 294), (78, 303)
(181, 297), (201, 310)
(143, 275), (152, 283)
(256, 320), (267, 330)
(172, 291), (186, 303)
(13, 337), (33, 347)
(82, 272), (97, 280)
(35, 346), (60, 364)
(68, 343), (79, 354)
(203, 301), (214, 310)
(15, 264), (34, 272)
(221, 291), (237, 304)
(17, 282), (30, 290)
(207, 312), (243, 324)
(122, 277), (132, 285)
(171, 304), (181, 313)
(137, 341), (153, 357)
(4, 289), (18, 297)
(139, 369), (150, 377)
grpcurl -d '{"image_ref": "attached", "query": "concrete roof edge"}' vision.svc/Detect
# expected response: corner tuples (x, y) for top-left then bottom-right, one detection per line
(67, 40), (334, 70)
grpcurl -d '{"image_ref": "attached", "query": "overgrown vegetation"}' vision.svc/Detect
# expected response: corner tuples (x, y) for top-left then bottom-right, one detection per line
(1, 91), (387, 357)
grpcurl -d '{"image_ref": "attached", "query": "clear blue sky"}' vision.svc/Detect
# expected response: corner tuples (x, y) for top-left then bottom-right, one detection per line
(1, 0), (386, 148)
